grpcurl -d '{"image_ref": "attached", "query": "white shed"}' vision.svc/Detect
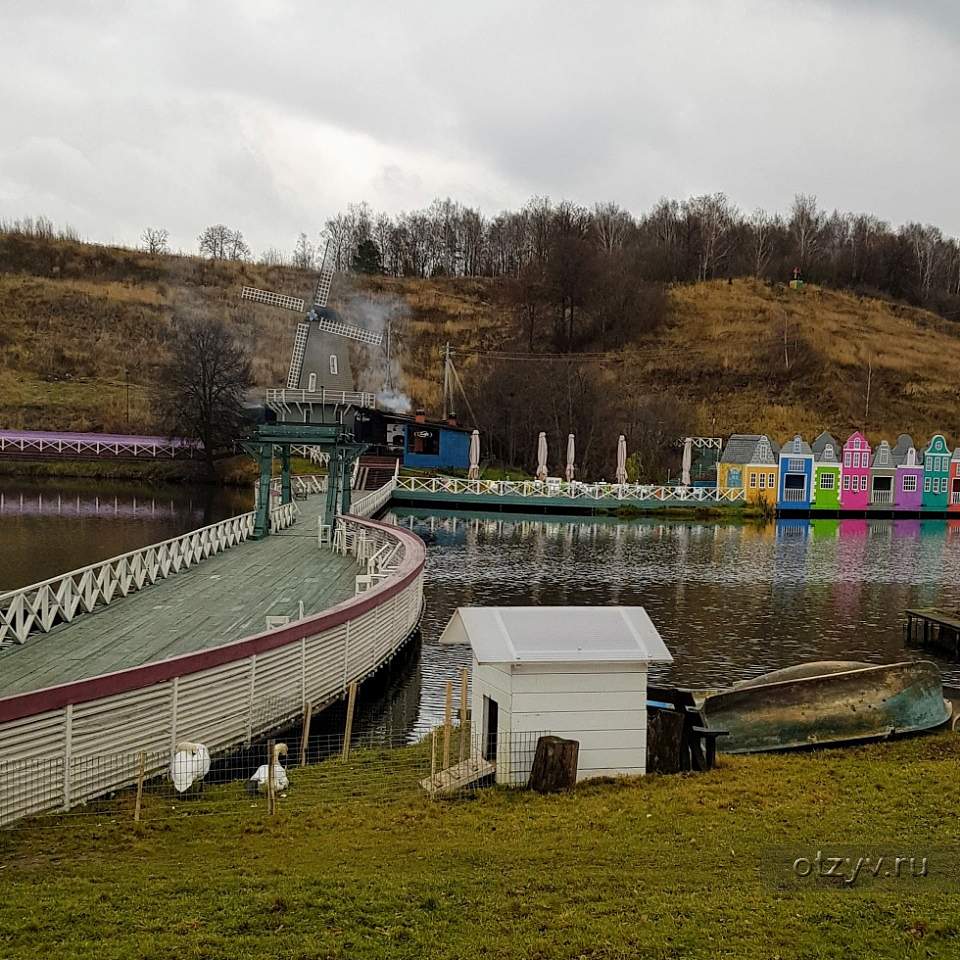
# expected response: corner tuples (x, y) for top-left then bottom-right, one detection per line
(440, 606), (673, 784)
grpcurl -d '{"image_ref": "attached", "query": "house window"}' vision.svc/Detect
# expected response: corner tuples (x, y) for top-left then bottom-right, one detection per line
(924, 477), (931, 493)
(749, 473), (757, 488)
(860, 476), (868, 491)
(788, 459), (804, 472)
(769, 472), (776, 486)
(852, 452), (860, 468)
(307, 372), (317, 392)
(820, 474), (835, 490)
(329, 354), (339, 375)
(844, 452), (851, 467)
(758, 473), (766, 489)
(902, 476), (917, 492)
(843, 475), (851, 490)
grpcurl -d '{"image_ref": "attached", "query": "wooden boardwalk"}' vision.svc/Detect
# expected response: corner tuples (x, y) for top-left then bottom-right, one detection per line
(0, 496), (357, 697)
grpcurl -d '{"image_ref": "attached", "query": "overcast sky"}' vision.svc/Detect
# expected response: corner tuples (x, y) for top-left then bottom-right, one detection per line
(0, 1), (955, 254)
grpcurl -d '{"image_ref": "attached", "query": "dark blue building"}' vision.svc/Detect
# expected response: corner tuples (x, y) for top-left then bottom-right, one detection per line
(355, 409), (473, 471)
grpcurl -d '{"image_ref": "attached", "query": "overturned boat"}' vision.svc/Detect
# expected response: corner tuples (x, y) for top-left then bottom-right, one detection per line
(701, 660), (951, 754)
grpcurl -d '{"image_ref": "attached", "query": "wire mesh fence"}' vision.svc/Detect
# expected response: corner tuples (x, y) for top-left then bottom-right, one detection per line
(1, 726), (547, 830)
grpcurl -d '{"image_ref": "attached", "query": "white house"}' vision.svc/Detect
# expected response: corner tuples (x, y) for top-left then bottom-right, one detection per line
(440, 606), (673, 784)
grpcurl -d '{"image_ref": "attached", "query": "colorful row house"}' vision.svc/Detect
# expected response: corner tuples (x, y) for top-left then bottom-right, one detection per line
(717, 429), (958, 513)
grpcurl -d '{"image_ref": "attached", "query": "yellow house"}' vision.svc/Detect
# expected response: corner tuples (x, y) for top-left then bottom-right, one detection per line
(717, 434), (763, 493)
(743, 436), (780, 506)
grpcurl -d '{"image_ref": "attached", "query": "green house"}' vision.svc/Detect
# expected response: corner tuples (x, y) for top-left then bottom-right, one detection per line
(922, 434), (951, 510)
(811, 440), (841, 510)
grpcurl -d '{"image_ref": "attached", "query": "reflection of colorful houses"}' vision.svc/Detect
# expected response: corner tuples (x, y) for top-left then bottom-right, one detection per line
(744, 436), (779, 506)
(922, 435), (951, 510)
(777, 435), (813, 510)
(893, 439), (923, 511)
(869, 440), (896, 507)
(811, 442), (841, 510)
(840, 431), (871, 510)
(717, 434), (762, 493)
(950, 449), (960, 512)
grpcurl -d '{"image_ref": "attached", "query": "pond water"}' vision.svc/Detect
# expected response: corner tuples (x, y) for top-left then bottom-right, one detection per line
(5, 478), (960, 744)
(0, 477), (251, 591)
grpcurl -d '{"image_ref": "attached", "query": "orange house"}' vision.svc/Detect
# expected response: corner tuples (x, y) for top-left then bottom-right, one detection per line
(743, 436), (780, 506)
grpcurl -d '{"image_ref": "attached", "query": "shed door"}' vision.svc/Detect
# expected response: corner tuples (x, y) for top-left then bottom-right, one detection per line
(482, 695), (499, 763)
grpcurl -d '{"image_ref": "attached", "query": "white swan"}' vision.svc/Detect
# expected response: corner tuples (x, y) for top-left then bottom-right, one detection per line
(169, 741), (211, 793)
(246, 742), (289, 795)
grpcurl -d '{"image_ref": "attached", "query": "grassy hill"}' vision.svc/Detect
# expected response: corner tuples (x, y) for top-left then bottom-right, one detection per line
(2, 230), (959, 451)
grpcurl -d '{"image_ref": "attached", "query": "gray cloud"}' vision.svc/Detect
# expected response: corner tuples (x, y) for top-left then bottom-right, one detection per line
(1, 0), (957, 253)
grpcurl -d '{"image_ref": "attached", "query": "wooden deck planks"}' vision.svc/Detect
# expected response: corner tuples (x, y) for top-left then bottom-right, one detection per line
(0, 498), (360, 697)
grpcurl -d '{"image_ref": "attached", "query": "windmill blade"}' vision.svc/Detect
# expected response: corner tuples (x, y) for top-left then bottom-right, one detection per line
(315, 315), (383, 346)
(241, 286), (305, 312)
(313, 240), (336, 307)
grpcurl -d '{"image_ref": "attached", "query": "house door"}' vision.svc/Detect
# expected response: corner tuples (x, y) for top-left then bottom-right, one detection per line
(952, 478), (960, 504)
(482, 695), (499, 763)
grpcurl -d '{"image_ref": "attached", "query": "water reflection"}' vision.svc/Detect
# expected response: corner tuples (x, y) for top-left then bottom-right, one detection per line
(388, 509), (960, 734)
(0, 477), (251, 591)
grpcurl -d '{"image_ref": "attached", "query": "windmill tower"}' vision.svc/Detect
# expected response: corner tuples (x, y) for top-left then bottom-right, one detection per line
(241, 242), (382, 416)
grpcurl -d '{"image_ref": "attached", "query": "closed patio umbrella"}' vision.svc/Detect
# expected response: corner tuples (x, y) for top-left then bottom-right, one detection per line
(468, 430), (480, 480)
(536, 432), (548, 480)
(565, 434), (576, 482)
(681, 437), (693, 486)
(615, 435), (628, 484)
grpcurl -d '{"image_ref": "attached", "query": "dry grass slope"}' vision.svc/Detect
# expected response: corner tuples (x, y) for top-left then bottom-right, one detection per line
(2, 231), (959, 447)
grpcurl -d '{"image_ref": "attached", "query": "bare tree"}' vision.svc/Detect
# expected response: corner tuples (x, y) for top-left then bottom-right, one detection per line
(748, 208), (774, 278)
(687, 193), (736, 280)
(141, 227), (169, 255)
(789, 194), (824, 270)
(291, 232), (315, 270)
(158, 313), (252, 477)
(901, 222), (943, 303)
(259, 247), (288, 266)
(198, 224), (232, 260)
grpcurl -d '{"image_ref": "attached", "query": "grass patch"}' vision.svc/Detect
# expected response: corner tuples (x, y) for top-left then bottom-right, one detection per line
(2, 734), (960, 958)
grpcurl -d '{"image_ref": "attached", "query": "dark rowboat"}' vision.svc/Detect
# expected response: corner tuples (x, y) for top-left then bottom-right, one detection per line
(700, 660), (951, 754)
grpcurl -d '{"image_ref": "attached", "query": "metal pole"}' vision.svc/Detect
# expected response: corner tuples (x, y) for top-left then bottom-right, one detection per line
(280, 445), (292, 505)
(442, 342), (451, 421)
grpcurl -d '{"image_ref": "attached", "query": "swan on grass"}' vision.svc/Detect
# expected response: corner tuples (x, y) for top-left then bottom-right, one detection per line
(169, 741), (211, 793)
(246, 742), (290, 796)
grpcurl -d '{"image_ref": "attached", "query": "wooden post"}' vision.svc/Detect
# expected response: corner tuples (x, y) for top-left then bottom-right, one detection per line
(266, 738), (276, 816)
(529, 736), (579, 793)
(459, 667), (469, 762)
(341, 682), (357, 761)
(133, 750), (146, 823)
(299, 701), (313, 767)
(430, 725), (437, 794)
(442, 680), (453, 770)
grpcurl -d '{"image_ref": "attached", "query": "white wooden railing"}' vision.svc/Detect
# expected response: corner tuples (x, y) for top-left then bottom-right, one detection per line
(265, 388), (376, 410)
(0, 500), (298, 648)
(351, 476), (398, 518)
(334, 513), (406, 593)
(394, 475), (745, 504)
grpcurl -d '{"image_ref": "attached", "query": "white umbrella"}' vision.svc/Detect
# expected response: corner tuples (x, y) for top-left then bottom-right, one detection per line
(565, 434), (576, 482)
(468, 430), (480, 480)
(615, 435), (628, 484)
(681, 437), (693, 487)
(536, 432), (548, 481)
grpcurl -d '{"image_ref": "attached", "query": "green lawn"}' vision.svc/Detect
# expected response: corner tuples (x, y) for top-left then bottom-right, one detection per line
(2, 734), (960, 959)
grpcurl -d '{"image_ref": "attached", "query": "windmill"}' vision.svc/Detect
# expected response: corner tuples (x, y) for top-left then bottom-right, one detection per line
(240, 241), (382, 401)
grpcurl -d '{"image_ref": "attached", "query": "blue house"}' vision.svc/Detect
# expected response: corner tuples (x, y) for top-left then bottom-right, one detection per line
(354, 408), (473, 471)
(777, 435), (814, 510)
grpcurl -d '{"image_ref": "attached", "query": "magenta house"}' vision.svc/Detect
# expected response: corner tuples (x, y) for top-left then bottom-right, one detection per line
(840, 431), (871, 509)
(893, 437), (924, 511)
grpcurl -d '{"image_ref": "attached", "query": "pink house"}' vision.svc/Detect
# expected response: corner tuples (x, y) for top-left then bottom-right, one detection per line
(840, 431), (871, 510)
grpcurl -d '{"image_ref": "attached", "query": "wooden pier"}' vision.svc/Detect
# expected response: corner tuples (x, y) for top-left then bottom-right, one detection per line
(905, 608), (960, 657)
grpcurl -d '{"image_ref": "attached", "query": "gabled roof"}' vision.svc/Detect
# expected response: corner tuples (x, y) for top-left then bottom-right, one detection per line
(748, 435), (779, 465)
(925, 433), (950, 452)
(811, 431), (838, 456)
(892, 434), (914, 464)
(779, 435), (813, 458)
(815, 442), (840, 464)
(952, 448), (960, 463)
(872, 441), (895, 469)
(439, 606), (673, 665)
(719, 434), (762, 464)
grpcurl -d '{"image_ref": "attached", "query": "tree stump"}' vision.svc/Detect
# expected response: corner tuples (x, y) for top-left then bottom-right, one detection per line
(529, 736), (579, 792)
(646, 706), (685, 774)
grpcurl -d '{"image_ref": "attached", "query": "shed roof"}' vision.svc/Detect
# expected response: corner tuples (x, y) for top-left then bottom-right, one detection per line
(780, 435), (813, 458)
(815, 442), (840, 464)
(439, 606), (673, 665)
(873, 441), (895, 469)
